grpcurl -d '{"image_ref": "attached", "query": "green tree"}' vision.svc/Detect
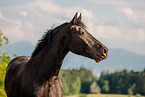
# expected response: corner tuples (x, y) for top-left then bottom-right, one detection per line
(79, 67), (97, 93)
(69, 76), (81, 94)
(90, 81), (100, 94)
(98, 79), (109, 93)
(102, 80), (109, 93)
(61, 68), (98, 95)
(60, 70), (70, 95)
(60, 69), (81, 95)
(128, 83), (136, 97)
(0, 30), (10, 97)
(128, 88), (133, 97)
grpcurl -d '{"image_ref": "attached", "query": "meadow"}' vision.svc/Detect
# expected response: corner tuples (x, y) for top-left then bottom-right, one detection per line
(65, 94), (144, 97)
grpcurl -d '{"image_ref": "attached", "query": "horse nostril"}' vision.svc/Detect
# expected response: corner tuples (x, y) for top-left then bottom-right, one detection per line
(101, 52), (106, 59)
(103, 49), (107, 53)
(102, 48), (108, 59)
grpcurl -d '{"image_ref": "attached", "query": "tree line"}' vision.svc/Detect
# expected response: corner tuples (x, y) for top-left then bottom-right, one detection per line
(60, 68), (99, 95)
(0, 30), (10, 97)
(60, 68), (145, 96)
(98, 69), (145, 95)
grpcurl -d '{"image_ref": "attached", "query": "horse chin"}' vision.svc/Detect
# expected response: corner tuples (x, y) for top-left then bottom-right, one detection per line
(93, 54), (103, 63)
(94, 58), (102, 63)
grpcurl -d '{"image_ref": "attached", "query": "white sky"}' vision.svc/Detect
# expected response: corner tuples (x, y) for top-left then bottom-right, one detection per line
(0, 0), (145, 55)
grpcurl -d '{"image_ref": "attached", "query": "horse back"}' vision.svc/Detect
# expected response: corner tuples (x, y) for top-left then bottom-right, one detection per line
(5, 56), (30, 97)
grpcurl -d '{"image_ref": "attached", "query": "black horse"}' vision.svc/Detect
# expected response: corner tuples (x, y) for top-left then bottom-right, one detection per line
(5, 12), (108, 97)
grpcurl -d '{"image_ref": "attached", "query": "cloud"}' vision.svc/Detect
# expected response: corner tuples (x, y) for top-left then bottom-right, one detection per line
(27, 0), (60, 14)
(0, 11), (3, 19)
(91, 0), (126, 6)
(91, 0), (145, 23)
(25, 21), (34, 29)
(91, 0), (145, 8)
(0, 13), (35, 44)
(94, 25), (145, 43)
(27, 0), (94, 20)
(90, 0), (145, 41)
(95, 25), (122, 40)
(0, 11), (10, 22)
(119, 7), (136, 20)
(19, 11), (28, 17)
(4, 23), (35, 44)
(124, 28), (145, 43)
(3, 20), (25, 43)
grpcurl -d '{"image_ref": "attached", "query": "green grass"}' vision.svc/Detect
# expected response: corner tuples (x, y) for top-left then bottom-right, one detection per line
(0, 93), (144, 97)
(64, 94), (145, 97)
(87, 94), (134, 97)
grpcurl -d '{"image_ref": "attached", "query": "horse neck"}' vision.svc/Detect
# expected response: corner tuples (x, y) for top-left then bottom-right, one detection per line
(29, 27), (70, 80)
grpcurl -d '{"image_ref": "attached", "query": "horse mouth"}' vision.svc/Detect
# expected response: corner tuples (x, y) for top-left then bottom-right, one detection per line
(94, 53), (105, 63)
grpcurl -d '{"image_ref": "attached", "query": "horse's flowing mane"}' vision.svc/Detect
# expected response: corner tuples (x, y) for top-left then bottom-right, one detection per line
(32, 22), (69, 57)
(31, 21), (86, 57)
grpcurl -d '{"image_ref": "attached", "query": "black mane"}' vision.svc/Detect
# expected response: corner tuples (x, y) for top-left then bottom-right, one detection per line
(32, 22), (69, 57)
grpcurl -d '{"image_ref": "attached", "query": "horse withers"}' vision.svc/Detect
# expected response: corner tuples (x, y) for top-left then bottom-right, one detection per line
(5, 12), (108, 97)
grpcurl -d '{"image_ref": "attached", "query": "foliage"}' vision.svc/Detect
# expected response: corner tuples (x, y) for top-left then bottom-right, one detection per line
(128, 83), (136, 97)
(128, 88), (133, 97)
(0, 30), (9, 46)
(65, 94), (140, 97)
(90, 81), (100, 94)
(98, 79), (109, 93)
(60, 69), (81, 95)
(61, 68), (145, 95)
(61, 68), (98, 95)
(79, 68), (97, 94)
(98, 69), (145, 95)
(0, 30), (11, 97)
(0, 52), (11, 97)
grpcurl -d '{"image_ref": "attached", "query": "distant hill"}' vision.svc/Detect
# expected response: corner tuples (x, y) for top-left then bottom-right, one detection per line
(0, 41), (145, 77)
(0, 42), (34, 56)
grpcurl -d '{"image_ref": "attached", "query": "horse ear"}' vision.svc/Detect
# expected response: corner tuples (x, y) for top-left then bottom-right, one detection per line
(70, 12), (78, 25)
(77, 13), (82, 22)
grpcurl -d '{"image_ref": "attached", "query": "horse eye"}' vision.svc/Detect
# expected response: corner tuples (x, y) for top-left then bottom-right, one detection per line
(79, 32), (84, 35)
(82, 32), (84, 35)
(78, 28), (84, 35)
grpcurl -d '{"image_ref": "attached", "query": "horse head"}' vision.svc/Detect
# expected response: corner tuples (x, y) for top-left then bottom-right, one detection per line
(68, 12), (108, 63)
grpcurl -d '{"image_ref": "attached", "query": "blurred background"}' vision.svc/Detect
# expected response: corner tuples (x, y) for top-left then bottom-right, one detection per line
(0, 0), (145, 97)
